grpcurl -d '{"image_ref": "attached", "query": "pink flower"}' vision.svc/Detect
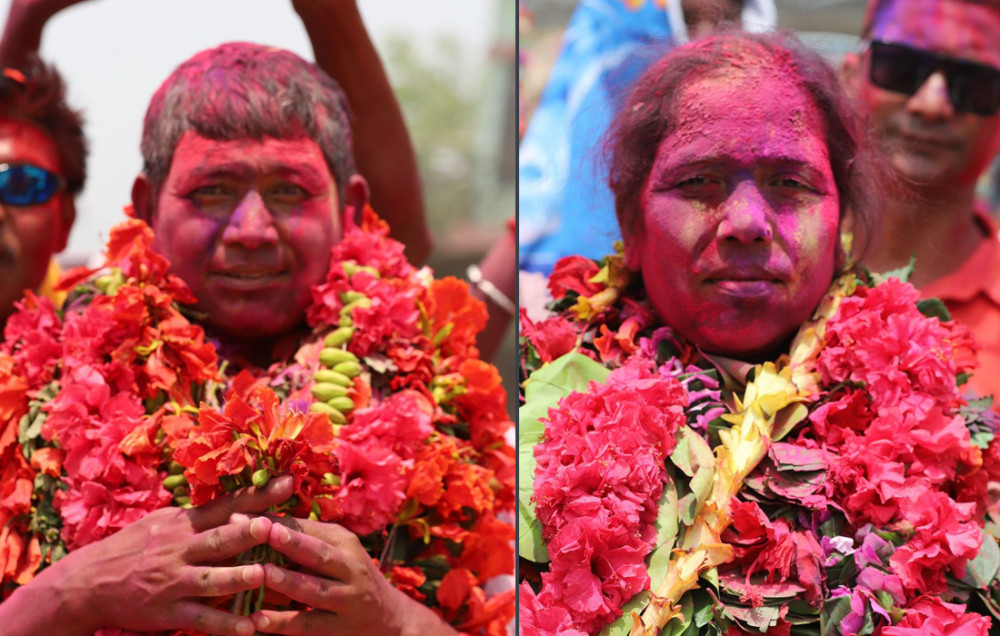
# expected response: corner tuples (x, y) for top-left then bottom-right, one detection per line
(529, 358), (686, 634)
(518, 582), (588, 636)
(889, 492), (981, 595)
(882, 597), (990, 636)
(818, 279), (975, 411)
(56, 475), (170, 550)
(323, 441), (407, 536)
(2, 293), (62, 388)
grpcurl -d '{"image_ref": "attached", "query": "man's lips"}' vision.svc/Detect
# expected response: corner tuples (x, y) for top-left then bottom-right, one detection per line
(208, 268), (290, 289)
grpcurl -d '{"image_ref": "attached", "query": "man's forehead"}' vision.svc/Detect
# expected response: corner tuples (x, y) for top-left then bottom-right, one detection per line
(170, 132), (333, 181)
(868, 0), (1000, 67)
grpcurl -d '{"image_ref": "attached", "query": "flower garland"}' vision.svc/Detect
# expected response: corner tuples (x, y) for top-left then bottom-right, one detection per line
(0, 208), (515, 635)
(519, 248), (1000, 635)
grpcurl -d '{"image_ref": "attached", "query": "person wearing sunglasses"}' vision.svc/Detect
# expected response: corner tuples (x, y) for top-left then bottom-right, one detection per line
(843, 0), (1000, 405)
(0, 60), (84, 328)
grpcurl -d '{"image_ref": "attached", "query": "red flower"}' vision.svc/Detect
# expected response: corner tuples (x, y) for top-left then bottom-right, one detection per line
(548, 255), (603, 299)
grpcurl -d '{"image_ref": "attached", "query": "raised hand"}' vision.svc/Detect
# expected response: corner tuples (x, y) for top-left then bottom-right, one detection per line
(0, 0), (98, 67)
(1, 475), (295, 636)
(252, 517), (458, 636)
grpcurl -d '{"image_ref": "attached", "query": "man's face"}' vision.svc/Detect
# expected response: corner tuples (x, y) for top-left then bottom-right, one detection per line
(149, 132), (342, 339)
(860, 0), (1000, 186)
(630, 67), (841, 360)
(0, 115), (72, 322)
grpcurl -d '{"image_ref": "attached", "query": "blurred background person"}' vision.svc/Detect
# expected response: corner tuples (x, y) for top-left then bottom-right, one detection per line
(0, 61), (84, 326)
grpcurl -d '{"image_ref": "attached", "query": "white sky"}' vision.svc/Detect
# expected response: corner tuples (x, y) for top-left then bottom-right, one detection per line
(0, 0), (498, 259)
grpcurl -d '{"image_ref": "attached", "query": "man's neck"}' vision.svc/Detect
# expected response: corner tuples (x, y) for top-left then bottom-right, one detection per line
(864, 182), (985, 289)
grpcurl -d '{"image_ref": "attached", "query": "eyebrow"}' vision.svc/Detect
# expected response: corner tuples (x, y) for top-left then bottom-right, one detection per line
(181, 160), (329, 183)
(662, 152), (811, 169)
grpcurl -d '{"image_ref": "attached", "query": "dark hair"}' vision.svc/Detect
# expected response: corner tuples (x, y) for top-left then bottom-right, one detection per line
(606, 30), (884, 263)
(0, 59), (87, 195)
(141, 42), (355, 202)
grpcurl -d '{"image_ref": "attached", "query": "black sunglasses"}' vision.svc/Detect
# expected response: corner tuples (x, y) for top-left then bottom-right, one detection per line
(0, 163), (65, 206)
(869, 40), (1000, 116)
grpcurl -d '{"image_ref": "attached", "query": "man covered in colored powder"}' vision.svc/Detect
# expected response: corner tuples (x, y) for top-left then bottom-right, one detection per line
(0, 61), (84, 327)
(844, 0), (1000, 402)
(0, 42), (483, 636)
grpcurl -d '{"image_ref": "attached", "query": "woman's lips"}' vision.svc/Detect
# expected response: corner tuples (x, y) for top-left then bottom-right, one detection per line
(710, 278), (780, 298)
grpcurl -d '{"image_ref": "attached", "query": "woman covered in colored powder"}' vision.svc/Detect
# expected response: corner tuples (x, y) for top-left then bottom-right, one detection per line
(519, 30), (1000, 635)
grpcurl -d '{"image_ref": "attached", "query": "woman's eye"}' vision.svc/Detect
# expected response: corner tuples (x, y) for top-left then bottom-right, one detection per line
(772, 177), (813, 191)
(676, 176), (714, 188)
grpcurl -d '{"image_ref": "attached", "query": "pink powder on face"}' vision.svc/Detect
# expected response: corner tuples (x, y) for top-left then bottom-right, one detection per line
(631, 62), (841, 360)
(150, 132), (343, 340)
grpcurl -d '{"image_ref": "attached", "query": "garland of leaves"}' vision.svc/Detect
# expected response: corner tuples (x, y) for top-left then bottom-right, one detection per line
(519, 247), (1000, 636)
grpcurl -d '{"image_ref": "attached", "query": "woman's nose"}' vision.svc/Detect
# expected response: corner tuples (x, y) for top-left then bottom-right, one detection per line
(717, 183), (773, 244)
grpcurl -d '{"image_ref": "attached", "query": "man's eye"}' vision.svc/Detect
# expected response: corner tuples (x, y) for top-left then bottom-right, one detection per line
(268, 183), (309, 205)
(188, 185), (235, 206)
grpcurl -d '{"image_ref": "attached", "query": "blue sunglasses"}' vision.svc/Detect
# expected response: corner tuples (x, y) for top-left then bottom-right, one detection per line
(0, 163), (65, 206)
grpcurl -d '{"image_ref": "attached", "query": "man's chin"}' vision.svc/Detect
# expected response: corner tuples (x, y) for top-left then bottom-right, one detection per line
(202, 309), (305, 342)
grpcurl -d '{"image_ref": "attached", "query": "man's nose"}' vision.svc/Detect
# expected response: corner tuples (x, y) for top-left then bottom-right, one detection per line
(717, 183), (773, 244)
(221, 191), (279, 248)
(907, 71), (955, 121)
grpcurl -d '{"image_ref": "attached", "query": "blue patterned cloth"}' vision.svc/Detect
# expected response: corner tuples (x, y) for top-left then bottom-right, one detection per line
(518, 0), (674, 274)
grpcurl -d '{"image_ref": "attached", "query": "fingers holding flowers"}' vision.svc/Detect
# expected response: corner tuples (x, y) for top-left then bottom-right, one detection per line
(14, 481), (288, 634)
(250, 518), (412, 636)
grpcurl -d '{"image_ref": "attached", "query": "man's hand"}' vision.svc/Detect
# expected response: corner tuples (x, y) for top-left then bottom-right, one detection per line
(2, 475), (295, 636)
(251, 518), (458, 636)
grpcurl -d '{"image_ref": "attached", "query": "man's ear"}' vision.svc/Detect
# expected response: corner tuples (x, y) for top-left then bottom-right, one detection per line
(840, 52), (863, 98)
(131, 173), (156, 224)
(341, 174), (370, 229)
(55, 195), (76, 253)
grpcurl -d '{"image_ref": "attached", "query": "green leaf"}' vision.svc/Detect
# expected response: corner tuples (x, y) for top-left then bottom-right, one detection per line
(877, 254), (915, 284)
(649, 476), (679, 588)
(917, 297), (952, 322)
(661, 593), (695, 636)
(518, 498), (548, 562)
(598, 592), (650, 636)
(821, 595), (852, 636)
(963, 532), (1000, 588)
(771, 402), (810, 442)
(518, 352), (610, 562)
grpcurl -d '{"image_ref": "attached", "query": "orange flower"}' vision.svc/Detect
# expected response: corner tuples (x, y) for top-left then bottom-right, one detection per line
(454, 359), (510, 449)
(425, 277), (488, 359)
(29, 448), (64, 477)
(439, 461), (494, 519)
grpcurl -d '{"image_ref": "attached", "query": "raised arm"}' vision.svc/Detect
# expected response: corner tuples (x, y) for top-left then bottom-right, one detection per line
(292, 0), (432, 265)
(0, 0), (94, 68)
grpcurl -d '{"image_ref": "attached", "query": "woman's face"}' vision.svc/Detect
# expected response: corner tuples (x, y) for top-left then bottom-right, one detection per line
(629, 66), (841, 359)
